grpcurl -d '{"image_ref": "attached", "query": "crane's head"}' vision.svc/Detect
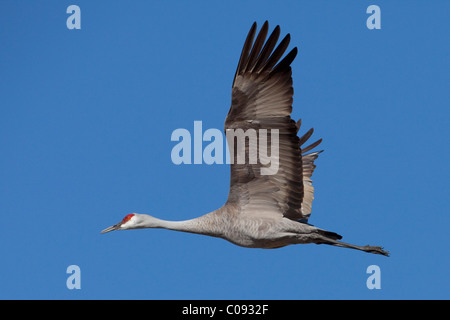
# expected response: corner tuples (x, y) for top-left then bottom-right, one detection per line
(101, 213), (140, 234)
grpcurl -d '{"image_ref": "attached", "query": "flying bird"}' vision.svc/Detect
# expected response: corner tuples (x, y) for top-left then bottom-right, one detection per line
(101, 22), (389, 256)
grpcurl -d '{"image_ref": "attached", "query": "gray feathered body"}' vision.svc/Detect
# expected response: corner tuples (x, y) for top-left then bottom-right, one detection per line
(178, 206), (340, 249)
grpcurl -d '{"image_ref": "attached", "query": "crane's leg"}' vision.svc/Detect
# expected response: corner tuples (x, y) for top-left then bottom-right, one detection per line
(321, 238), (390, 256)
(313, 229), (389, 256)
(294, 224), (389, 256)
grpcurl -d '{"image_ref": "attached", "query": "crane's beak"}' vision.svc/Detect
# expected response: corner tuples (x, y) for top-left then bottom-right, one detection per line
(100, 223), (121, 234)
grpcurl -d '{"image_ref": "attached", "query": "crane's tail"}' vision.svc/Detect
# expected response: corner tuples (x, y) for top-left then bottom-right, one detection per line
(317, 230), (390, 256)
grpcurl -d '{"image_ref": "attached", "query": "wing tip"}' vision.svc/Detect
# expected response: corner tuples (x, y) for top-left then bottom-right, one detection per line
(233, 21), (297, 86)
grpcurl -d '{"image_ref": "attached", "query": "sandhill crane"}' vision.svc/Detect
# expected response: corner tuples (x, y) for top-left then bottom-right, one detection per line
(101, 22), (389, 256)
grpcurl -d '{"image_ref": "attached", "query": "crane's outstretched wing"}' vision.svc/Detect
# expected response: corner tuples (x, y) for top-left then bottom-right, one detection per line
(225, 21), (322, 222)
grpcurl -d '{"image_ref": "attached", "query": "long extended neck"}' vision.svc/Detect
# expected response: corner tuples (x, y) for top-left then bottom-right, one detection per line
(152, 218), (200, 233)
(143, 213), (226, 238)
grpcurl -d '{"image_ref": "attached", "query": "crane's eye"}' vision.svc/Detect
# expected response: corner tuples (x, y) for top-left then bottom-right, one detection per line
(121, 214), (134, 224)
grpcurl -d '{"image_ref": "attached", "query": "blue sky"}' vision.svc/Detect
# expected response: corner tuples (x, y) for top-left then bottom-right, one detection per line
(1, 1), (449, 299)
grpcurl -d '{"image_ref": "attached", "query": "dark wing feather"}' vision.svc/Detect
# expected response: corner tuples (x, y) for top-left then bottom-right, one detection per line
(225, 22), (322, 222)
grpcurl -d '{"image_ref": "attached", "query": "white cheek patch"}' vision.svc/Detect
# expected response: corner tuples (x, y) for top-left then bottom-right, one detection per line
(121, 216), (137, 229)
